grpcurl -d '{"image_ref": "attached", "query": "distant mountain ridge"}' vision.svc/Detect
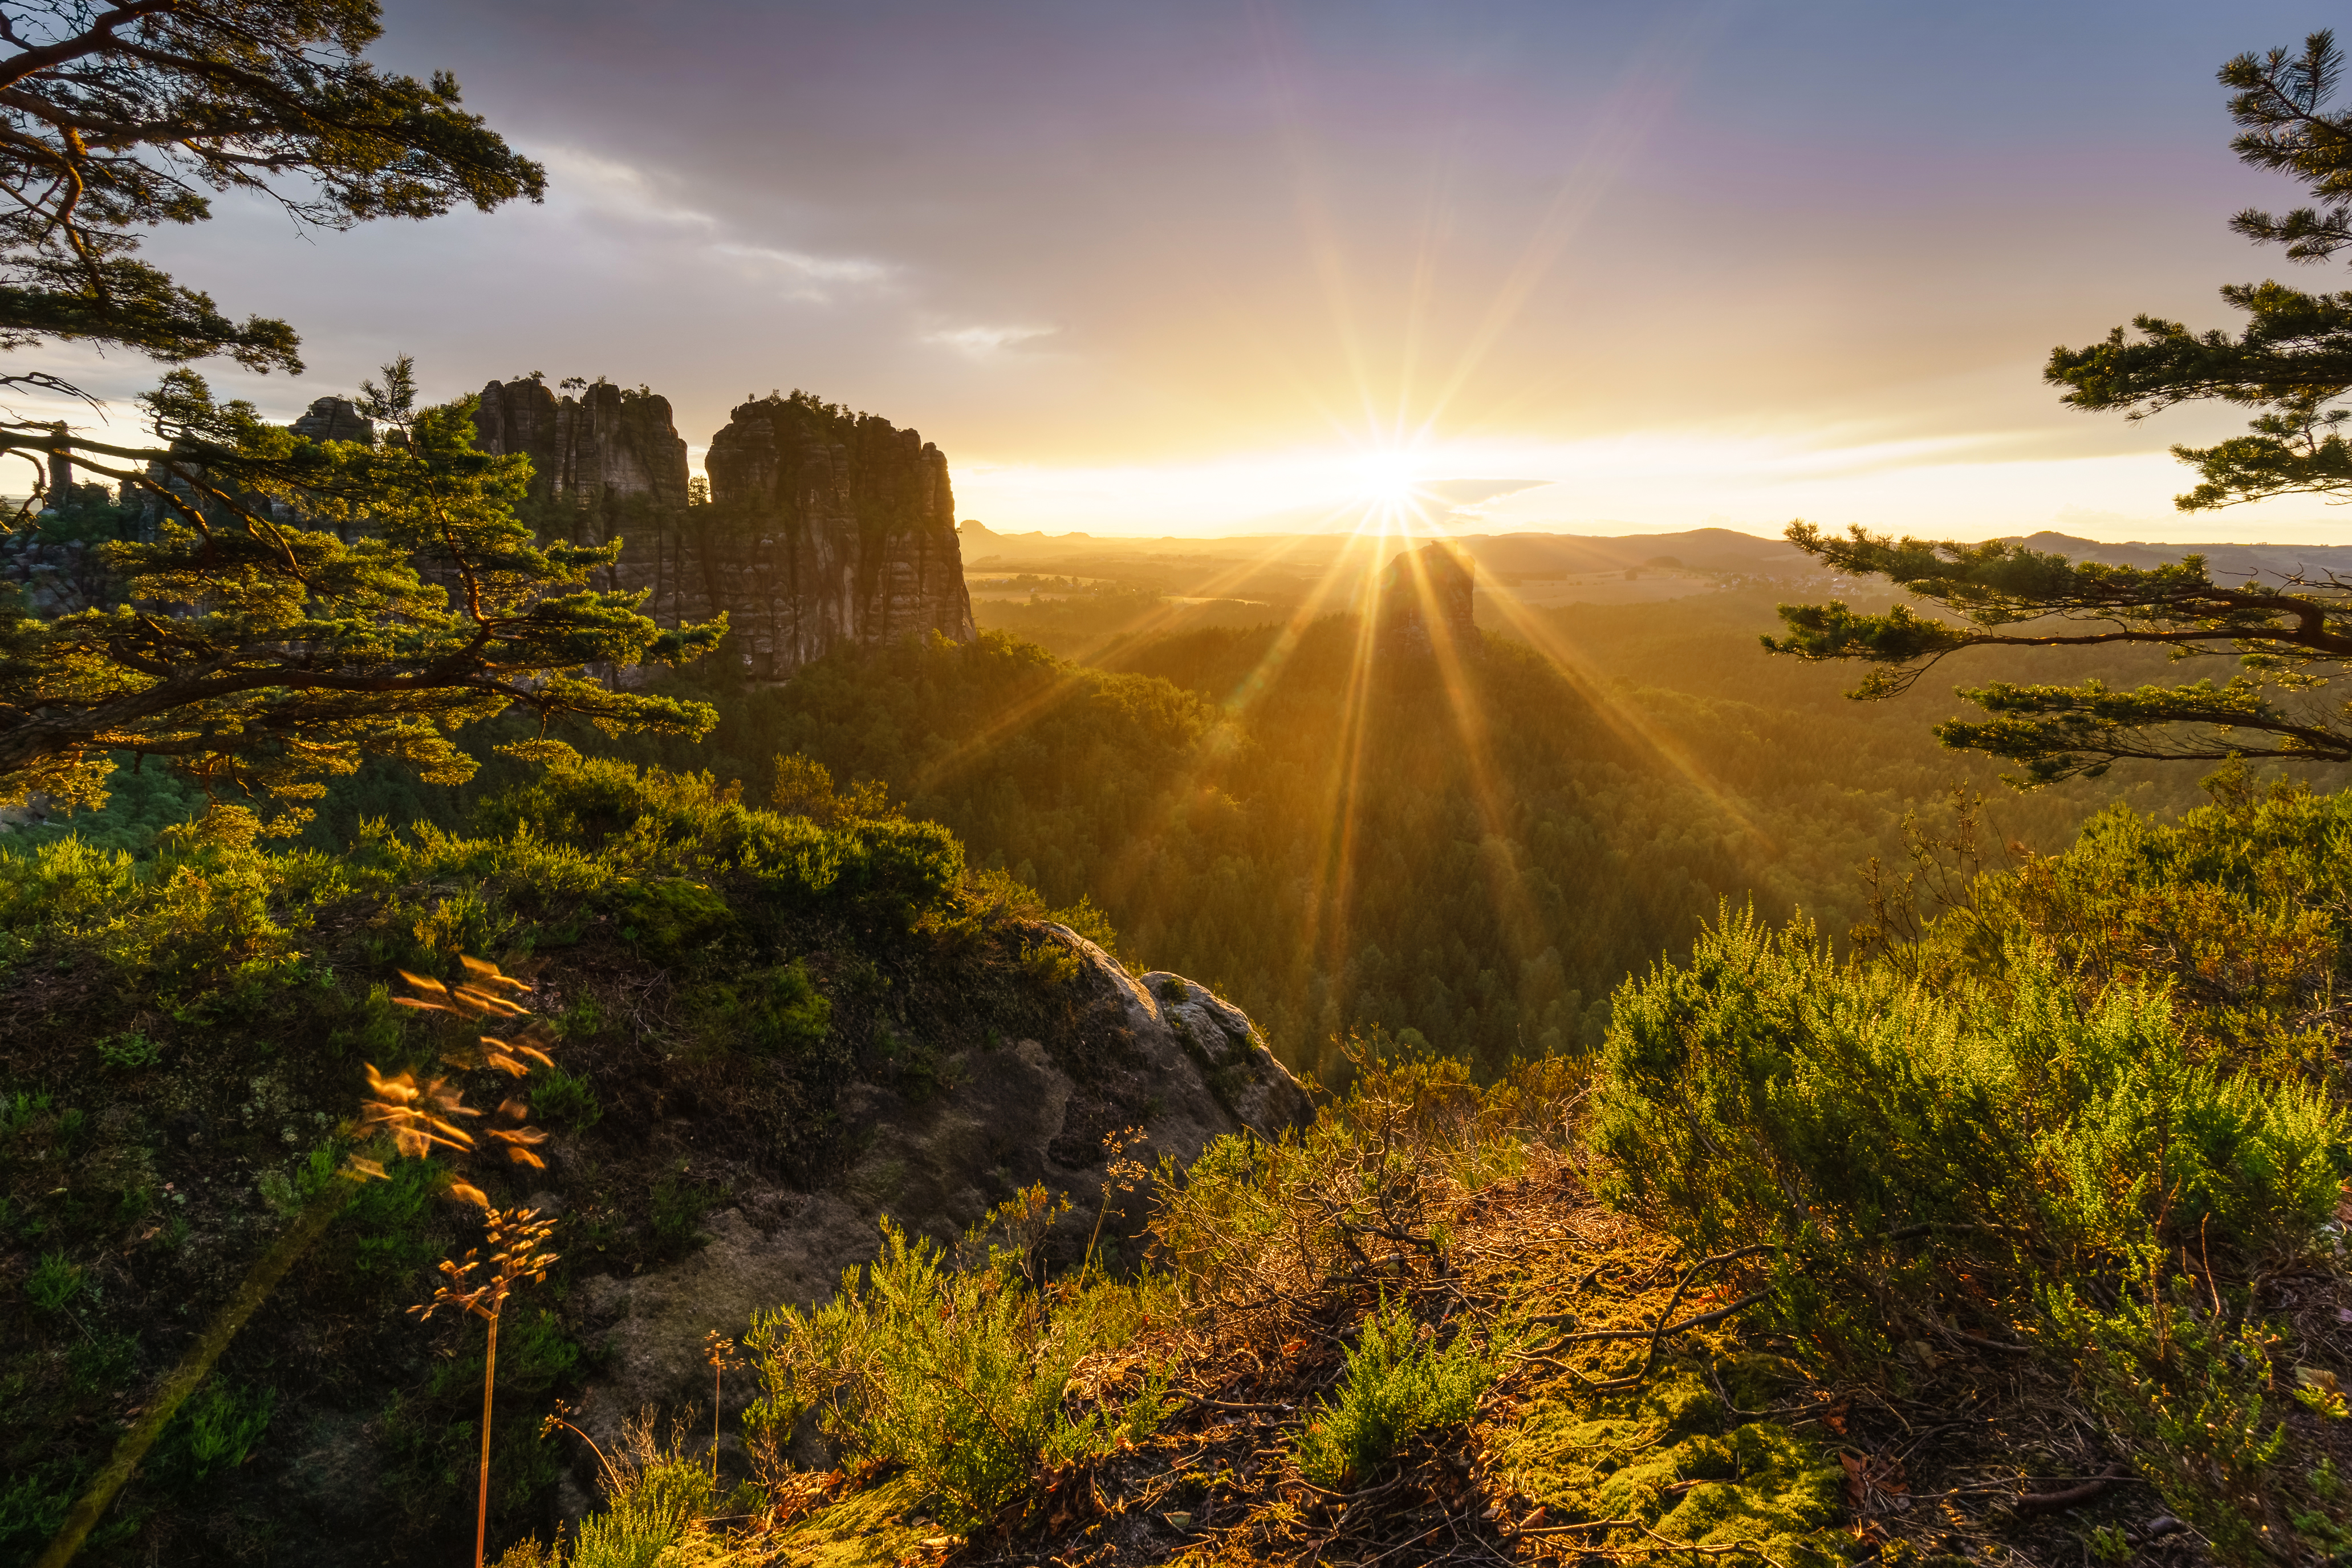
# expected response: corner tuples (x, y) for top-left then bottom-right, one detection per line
(2004, 530), (2352, 582)
(961, 520), (2352, 582)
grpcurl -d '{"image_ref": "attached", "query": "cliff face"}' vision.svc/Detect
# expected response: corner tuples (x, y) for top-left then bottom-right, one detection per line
(473, 378), (691, 511)
(470, 381), (976, 680)
(700, 394), (976, 677)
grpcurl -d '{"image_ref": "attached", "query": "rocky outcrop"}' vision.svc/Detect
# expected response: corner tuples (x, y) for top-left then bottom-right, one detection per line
(473, 378), (690, 511)
(696, 394), (976, 676)
(563, 927), (1307, 1498)
(0, 529), (112, 616)
(289, 396), (374, 445)
(1375, 541), (1476, 655)
(469, 382), (976, 680)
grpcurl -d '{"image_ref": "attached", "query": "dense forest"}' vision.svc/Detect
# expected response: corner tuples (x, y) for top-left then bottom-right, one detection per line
(9, 704), (2352, 1568)
(13, 584), (2313, 1086)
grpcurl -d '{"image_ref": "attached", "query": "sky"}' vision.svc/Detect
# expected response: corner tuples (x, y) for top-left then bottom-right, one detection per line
(44, 0), (2352, 541)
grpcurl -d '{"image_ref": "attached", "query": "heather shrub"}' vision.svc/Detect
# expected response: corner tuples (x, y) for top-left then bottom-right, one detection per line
(1295, 1295), (1492, 1488)
(741, 1196), (1159, 1533)
(1592, 909), (2346, 1295)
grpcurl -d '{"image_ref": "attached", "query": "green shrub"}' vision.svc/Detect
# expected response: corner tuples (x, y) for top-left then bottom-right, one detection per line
(95, 1030), (161, 1070)
(0, 1088), (50, 1139)
(26, 1250), (81, 1312)
(1296, 1296), (1492, 1488)
(742, 1208), (1142, 1534)
(1019, 938), (1082, 989)
(172, 1378), (276, 1480)
(690, 961), (830, 1057)
(257, 1145), (339, 1216)
(2047, 1283), (2288, 1568)
(472, 751), (961, 920)
(531, 1065), (603, 1131)
(1591, 909), (2349, 1328)
(609, 875), (731, 953)
(0, 1467), (75, 1558)
(570, 1427), (722, 1568)
(342, 1151), (443, 1277)
(649, 1175), (722, 1253)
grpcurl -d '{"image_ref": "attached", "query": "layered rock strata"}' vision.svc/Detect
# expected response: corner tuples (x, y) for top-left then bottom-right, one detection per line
(697, 394), (975, 676)
(470, 381), (975, 680)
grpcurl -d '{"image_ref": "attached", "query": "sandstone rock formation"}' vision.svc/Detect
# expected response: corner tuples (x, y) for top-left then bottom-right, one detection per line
(473, 377), (690, 511)
(698, 393), (976, 676)
(563, 925), (1307, 1500)
(288, 395), (374, 446)
(469, 381), (976, 680)
(0, 530), (112, 616)
(1375, 541), (1477, 655)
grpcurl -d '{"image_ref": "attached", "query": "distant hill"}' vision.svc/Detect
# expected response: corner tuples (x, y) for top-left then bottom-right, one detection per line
(2005, 530), (2352, 582)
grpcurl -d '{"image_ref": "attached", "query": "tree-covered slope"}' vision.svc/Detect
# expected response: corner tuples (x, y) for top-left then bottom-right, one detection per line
(0, 752), (1278, 1566)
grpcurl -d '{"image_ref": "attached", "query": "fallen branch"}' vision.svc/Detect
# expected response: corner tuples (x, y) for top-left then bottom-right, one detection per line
(1545, 1294), (1774, 1347)
(2012, 1468), (2131, 1517)
(1171, 1392), (1293, 1415)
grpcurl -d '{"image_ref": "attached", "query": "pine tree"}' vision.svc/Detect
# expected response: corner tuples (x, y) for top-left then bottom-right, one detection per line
(0, 4), (724, 817)
(1768, 32), (2352, 781)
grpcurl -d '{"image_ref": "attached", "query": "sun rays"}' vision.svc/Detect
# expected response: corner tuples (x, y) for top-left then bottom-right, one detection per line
(913, 1), (1754, 1026)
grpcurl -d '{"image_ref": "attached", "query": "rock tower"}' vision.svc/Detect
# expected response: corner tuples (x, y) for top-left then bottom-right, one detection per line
(1374, 541), (1477, 655)
(469, 380), (976, 681)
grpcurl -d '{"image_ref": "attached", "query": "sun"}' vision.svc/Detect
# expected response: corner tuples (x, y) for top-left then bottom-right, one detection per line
(1347, 449), (1421, 512)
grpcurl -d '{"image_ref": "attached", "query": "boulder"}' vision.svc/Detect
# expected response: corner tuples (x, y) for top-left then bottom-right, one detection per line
(562, 927), (1307, 1506)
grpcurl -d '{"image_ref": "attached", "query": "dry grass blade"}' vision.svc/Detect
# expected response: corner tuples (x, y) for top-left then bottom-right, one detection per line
(413, 1206), (563, 1568)
(356, 1066), (480, 1160)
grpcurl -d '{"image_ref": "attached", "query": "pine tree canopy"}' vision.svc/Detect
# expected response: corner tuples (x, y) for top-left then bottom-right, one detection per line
(0, 0), (544, 384)
(0, 360), (727, 822)
(1768, 31), (2352, 783)
(0, 7), (721, 822)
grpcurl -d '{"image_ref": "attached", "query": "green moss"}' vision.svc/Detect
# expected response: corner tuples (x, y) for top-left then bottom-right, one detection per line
(1490, 1360), (1843, 1568)
(687, 961), (831, 1058)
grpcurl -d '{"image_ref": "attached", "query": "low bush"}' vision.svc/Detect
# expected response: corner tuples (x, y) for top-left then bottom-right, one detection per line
(1592, 909), (2346, 1341)
(688, 961), (830, 1058)
(529, 1065), (603, 1131)
(2046, 1282), (2289, 1564)
(1592, 871), (2352, 1566)
(742, 1197), (1157, 1534)
(1295, 1295), (1492, 1488)
(25, 1249), (80, 1312)
(567, 1412), (742, 1568)
(166, 1379), (277, 1482)
(94, 1031), (160, 1070)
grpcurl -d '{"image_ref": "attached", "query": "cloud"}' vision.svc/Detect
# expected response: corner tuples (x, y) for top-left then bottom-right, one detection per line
(535, 144), (721, 232)
(712, 243), (895, 302)
(538, 146), (895, 301)
(923, 323), (1058, 355)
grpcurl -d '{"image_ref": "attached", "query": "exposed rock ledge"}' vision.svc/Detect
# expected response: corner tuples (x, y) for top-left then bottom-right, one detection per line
(560, 926), (1307, 1502)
